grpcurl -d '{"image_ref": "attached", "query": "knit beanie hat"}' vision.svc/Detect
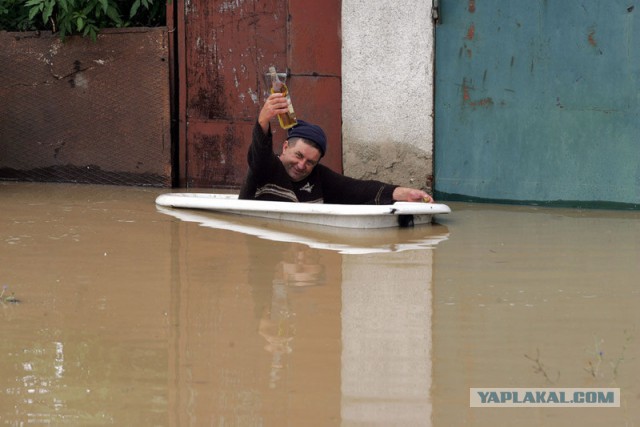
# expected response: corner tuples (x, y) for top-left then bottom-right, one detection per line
(287, 120), (327, 157)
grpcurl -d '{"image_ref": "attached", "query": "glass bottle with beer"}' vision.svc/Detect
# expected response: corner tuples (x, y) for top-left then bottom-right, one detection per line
(269, 66), (298, 129)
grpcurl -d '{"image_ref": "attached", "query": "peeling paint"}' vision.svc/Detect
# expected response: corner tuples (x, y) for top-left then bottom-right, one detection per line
(185, 0), (195, 14)
(219, 0), (244, 13)
(49, 40), (61, 56)
(248, 89), (259, 104)
(36, 53), (52, 65)
(233, 67), (239, 88)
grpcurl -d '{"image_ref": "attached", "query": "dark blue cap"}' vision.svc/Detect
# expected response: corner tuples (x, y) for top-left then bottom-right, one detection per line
(287, 120), (327, 157)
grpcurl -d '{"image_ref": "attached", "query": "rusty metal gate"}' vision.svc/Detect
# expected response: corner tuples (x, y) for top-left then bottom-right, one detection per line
(0, 28), (172, 187)
(175, 0), (342, 188)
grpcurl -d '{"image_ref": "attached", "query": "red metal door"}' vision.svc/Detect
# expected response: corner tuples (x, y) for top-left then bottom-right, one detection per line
(177, 0), (342, 188)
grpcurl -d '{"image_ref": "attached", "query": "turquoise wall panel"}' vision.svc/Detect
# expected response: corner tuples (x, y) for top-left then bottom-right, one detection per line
(434, 0), (640, 207)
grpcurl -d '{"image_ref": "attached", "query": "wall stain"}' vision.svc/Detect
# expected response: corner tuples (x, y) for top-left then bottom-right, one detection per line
(191, 76), (229, 120)
(462, 78), (494, 108)
(344, 141), (433, 191)
(460, 44), (473, 58)
(586, 26), (603, 54)
(587, 27), (597, 47)
(466, 23), (476, 40)
(191, 125), (241, 186)
(53, 141), (66, 159)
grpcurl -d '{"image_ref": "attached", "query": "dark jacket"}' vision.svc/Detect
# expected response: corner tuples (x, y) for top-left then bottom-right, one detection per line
(239, 122), (397, 204)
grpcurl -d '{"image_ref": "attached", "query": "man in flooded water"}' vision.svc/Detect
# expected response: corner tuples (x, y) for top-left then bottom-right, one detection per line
(239, 92), (434, 204)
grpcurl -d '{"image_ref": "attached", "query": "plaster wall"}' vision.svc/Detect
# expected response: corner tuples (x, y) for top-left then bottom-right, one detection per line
(342, 0), (435, 190)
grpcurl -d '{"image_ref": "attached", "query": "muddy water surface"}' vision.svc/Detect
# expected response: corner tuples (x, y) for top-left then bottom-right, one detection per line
(1, 183), (638, 426)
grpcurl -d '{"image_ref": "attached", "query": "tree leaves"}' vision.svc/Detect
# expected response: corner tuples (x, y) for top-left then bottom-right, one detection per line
(5, 0), (166, 40)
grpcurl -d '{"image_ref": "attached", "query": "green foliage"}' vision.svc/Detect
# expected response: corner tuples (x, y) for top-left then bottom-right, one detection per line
(0, 0), (34, 31)
(0, 0), (167, 40)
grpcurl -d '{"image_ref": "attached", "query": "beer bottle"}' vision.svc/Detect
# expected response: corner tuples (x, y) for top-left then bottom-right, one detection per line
(269, 66), (298, 129)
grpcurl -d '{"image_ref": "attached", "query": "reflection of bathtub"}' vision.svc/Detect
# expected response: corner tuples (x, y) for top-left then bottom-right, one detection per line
(156, 193), (451, 229)
(157, 206), (450, 255)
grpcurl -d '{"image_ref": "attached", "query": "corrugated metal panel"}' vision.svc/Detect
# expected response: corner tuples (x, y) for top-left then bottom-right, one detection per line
(0, 28), (172, 186)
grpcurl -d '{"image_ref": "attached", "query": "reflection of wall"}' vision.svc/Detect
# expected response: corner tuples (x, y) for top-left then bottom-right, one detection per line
(170, 223), (267, 426)
(341, 251), (433, 426)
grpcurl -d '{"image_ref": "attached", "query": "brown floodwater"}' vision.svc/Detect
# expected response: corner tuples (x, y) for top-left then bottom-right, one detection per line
(1, 182), (638, 426)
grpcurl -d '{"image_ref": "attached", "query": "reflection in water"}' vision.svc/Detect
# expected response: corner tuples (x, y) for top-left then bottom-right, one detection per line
(1, 183), (170, 425)
(166, 203), (444, 425)
(157, 202), (445, 422)
(169, 222), (344, 425)
(4, 340), (67, 424)
(157, 206), (450, 254)
(432, 203), (640, 426)
(6, 183), (637, 425)
(260, 280), (294, 388)
(259, 244), (326, 389)
(341, 251), (433, 426)
(275, 244), (326, 288)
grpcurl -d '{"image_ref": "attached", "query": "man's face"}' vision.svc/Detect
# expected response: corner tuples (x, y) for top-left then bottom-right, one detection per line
(279, 139), (322, 182)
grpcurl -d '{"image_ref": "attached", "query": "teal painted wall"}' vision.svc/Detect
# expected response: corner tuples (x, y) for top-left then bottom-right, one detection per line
(434, 1), (640, 207)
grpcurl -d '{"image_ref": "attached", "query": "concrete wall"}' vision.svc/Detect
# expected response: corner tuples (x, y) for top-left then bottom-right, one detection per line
(342, 0), (435, 191)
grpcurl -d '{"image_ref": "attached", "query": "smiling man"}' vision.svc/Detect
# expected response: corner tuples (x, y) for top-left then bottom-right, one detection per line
(239, 92), (433, 204)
